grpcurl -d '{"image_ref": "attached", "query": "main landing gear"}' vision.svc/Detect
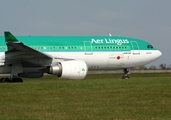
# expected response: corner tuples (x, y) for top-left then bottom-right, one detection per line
(0, 75), (23, 83)
(122, 68), (130, 79)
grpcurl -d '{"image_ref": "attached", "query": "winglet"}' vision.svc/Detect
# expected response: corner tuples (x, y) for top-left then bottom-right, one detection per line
(4, 31), (18, 42)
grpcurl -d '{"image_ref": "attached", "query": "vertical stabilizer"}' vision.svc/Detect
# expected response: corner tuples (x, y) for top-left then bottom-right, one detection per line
(4, 31), (18, 42)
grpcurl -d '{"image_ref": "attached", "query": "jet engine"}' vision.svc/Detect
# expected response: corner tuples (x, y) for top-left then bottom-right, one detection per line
(48, 60), (88, 79)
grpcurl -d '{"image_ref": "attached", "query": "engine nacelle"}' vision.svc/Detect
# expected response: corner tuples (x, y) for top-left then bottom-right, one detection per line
(49, 60), (88, 79)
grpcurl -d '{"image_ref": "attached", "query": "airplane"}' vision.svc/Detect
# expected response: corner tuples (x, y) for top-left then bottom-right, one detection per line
(0, 31), (162, 82)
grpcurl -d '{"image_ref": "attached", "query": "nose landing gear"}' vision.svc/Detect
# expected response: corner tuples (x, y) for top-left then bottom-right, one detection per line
(122, 68), (130, 79)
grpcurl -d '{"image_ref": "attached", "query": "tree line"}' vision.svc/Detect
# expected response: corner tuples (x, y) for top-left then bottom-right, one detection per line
(131, 64), (171, 70)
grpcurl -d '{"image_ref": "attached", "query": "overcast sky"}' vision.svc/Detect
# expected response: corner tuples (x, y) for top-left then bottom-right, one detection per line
(0, 0), (171, 67)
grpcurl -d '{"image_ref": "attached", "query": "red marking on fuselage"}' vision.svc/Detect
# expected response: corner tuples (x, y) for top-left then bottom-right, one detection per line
(117, 56), (120, 60)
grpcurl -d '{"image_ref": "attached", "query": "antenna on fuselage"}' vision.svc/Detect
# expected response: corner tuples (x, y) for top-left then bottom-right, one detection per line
(109, 33), (112, 36)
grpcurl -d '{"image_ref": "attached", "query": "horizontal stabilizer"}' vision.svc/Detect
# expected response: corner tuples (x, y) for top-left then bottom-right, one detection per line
(4, 31), (18, 42)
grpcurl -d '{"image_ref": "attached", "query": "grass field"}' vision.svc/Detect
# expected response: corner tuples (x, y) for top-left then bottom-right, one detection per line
(0, 73), (171, 120)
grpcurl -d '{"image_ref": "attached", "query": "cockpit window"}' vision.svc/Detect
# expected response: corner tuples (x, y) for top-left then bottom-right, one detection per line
(147, 45), (153, 49)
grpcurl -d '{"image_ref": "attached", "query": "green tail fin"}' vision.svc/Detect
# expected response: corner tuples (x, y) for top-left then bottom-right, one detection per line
(4, 31), (18, 42)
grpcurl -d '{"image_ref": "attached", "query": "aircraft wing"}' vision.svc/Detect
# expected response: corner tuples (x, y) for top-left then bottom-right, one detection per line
(4, 31), (53, 66)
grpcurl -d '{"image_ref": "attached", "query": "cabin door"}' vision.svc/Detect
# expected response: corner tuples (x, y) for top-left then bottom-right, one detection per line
(131, 41), (140, 55)
(84, 41), (93, 55)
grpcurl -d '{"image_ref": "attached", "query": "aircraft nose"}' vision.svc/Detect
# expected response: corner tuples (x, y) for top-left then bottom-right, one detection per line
(153, 50), (162, 60)
(157, 50), (162, 58)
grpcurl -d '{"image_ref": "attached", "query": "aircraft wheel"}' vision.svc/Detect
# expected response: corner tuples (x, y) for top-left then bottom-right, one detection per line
(18, 78), (23, 82)
(12, 78), (23, 83)
(5, 78), (11, 82)
(122, 76), (129, 79)
(0, 78), (5, 82)
(0, 78), (11, 83)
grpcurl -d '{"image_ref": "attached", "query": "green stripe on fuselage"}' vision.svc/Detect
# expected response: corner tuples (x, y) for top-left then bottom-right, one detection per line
(0, 36), (157, 52)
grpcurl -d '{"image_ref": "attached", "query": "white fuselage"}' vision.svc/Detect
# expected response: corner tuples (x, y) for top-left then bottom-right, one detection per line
(50, 49), (162, 69)
(0, 49), (161, 74)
